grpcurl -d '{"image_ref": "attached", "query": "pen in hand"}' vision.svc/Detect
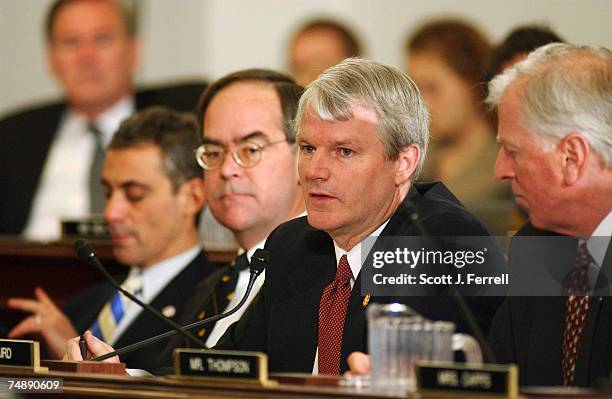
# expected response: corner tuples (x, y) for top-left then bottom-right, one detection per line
(79, 334), (88, 360)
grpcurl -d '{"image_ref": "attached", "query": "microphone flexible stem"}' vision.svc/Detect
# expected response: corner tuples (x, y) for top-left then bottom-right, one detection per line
(93, 270), (260, 361)
(407, 204), (498, 364)
(86, 253), (205, 349)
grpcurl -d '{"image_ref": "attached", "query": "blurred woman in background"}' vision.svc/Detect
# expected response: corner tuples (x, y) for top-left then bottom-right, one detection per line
(405, 19), (513, 234)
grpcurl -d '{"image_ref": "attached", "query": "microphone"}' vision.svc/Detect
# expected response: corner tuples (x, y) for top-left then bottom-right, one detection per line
(93, 248), (269, 362)
(403, 202), (498, 364)
(74, 239), (205, 350)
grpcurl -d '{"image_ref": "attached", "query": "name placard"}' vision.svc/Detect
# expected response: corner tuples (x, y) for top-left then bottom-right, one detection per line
(416, 361), (518, 398)
(0, 339), (41, 370)
(62, 217), (109, 238)
(173, 349), (276, 386)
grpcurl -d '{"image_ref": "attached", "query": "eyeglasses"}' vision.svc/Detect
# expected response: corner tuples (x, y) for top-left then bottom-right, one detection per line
(195, 139), (288, 170)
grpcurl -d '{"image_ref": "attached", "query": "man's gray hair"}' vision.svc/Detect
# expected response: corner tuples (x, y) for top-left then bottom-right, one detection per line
(487, 43), (612, 166)
(295, 57), (429, 179)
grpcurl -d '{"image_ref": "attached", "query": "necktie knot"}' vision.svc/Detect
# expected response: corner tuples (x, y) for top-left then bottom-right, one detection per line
(233, 253), (250, 271)
(336, 255), (352, 285)
(122, 270), (144, 298)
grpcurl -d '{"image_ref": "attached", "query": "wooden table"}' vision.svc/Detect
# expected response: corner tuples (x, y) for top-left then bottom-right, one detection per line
(1, 367), (608, 398)
(0, 236), (234, 333)
(0, 367), (497, 398)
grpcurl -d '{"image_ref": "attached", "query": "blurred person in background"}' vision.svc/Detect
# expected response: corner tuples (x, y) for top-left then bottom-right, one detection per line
(484, 24), (564, 88)
(7, 107), (213, 371)
(288, 18), (362, 86)
(405, 18), (513, 234)
(0, 0), (204, 240)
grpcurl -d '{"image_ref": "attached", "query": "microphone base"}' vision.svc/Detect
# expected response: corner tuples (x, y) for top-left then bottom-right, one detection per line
(42, 360), (126, 375)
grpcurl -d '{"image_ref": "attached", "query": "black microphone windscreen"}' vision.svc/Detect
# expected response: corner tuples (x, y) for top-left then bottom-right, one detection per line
(74, 239), (95, 261)
(250, 248), (269, 273)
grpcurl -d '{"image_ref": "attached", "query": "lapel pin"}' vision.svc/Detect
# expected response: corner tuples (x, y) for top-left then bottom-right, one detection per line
(162, 305), (176, 318)
(362, 293), (371, 308)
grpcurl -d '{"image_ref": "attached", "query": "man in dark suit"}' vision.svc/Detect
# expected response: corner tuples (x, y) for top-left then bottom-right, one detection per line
(485, 43), (612, 387)
(8, 107), (215, 371)
(63, 69), (307, 370)
(154, 69), (306, 365)
(0, 0), (205, 239)
(214, 58), (503, 374)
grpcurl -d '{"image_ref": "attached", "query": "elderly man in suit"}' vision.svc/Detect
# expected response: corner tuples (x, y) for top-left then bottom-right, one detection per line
(350, 43), (612, 387)
(8, 107), (214, 371)
(486, 43), (612, 387)
(0, 0), (204, 240)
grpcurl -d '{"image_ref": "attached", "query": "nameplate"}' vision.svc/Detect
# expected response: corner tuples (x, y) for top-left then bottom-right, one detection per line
(416, 361), (518, 398)
(173, 349), (276, 386)
(62, 217), (109, 239)
(0, 339), (41, 370)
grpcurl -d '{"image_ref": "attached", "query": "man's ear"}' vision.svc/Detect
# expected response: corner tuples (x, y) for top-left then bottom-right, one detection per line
(395, 144), (420, 186)
(559, 133), (589, 186)
(179, 177), (206, 217)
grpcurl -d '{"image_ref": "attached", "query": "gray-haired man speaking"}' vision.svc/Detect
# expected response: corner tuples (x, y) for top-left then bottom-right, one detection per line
(215, 58), (502, 374)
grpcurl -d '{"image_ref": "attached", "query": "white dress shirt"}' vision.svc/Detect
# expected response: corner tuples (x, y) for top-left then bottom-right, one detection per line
(108, 246), (201, 345)
(205, 239), (267, 347)
(584, 210), (612, 290)
(23, 97), (134, 241)
(205, 211), (308, 347)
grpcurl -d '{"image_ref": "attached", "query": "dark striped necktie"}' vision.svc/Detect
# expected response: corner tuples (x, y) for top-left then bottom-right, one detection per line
(88, 123), (106, 214)
(193, 253), (249, 340)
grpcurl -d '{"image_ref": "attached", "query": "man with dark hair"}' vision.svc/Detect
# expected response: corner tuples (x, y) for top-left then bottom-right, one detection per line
(486, 43), (611, 387)
(0, 0), (204, 240)
(8, 107), (214, 371)
(483, 24), (564, 91)
(65, 69), (307, 369)
(288, 18), (362, 86)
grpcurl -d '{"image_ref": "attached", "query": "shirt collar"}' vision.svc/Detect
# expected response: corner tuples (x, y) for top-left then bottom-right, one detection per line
(132, 245), (201, 301)
(586, 210), (612, 268)
(332, 219), (390, 280)
(67, 96), (135, 147)
(245, 238), (268, 263)
(242, 211), (307, 263)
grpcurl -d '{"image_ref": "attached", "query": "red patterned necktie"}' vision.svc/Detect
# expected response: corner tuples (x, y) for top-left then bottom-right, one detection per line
(562, 242), (592, 386)
(318, 254), (353, 375)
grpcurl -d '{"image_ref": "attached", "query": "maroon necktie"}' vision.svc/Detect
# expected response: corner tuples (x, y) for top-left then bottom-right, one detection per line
(318, 254), (353, 374)
(562, 242), (592, 386)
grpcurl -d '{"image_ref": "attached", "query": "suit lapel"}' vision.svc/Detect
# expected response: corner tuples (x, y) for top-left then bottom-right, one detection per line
(527, 297), (565, 385)
(338, 197), (418, 373)
(268, 228), (336, 372)
(18, 105), (65, 232)
(113, 252), (208, 349)
(340, 274), (367, 373)
(75, 278), (122, 333)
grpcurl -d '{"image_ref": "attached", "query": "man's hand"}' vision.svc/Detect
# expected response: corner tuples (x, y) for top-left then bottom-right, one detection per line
(7, 287), (77, 358)
(346, 351), (371, 376)
(64, 330), (120, 363)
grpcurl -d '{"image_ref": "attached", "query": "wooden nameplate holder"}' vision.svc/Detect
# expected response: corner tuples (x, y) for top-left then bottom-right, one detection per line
(42, 360), (126, 375)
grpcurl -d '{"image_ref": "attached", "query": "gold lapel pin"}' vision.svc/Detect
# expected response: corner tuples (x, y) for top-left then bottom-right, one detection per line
(362, 293), (371, 308)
